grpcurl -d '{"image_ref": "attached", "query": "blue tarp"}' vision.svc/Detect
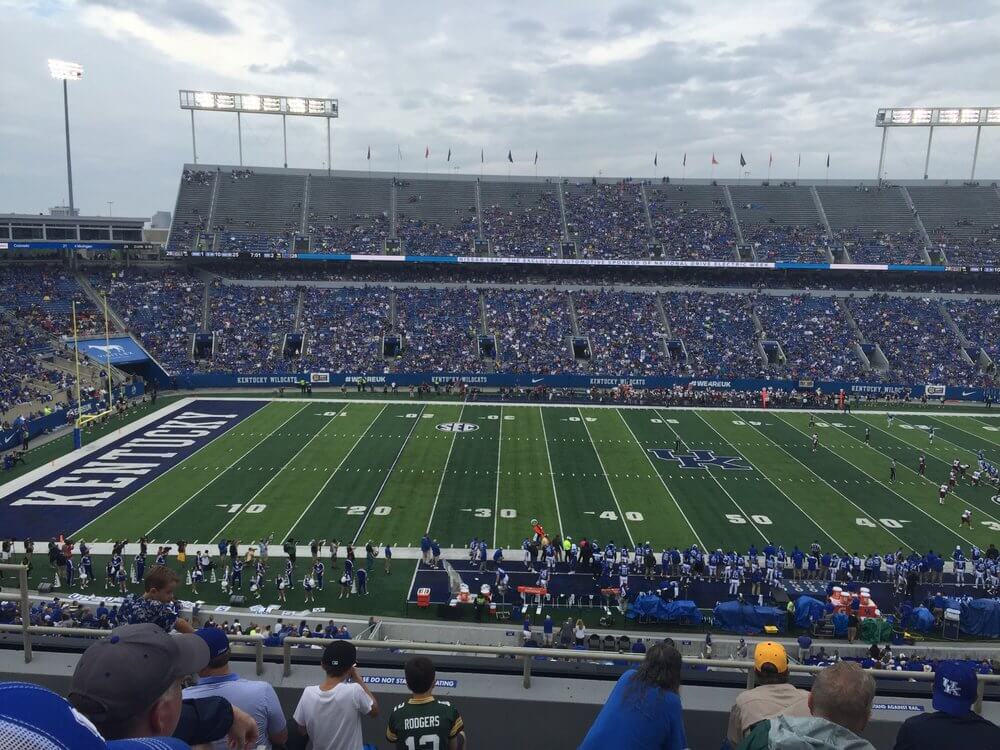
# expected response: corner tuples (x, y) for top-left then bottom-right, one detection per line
(794, 596), (828, 629)
(960, 599), (1000, 638)
(712, 601), (785, 634)
(832, 612), (849, 637)
(627, 596), (703, 624)
(906, 607), (936, 633)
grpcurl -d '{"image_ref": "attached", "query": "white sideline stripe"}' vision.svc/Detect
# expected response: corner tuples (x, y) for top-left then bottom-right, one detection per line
(538, 407), (565, 539)
(424, 404), (460, 535)
(353, 405), (426, 544)
(492, 404), (502, 548)
(282, 404), (389, 541)
(145, 404), (309, 536)
(0, 398), (194, 503)
(616, 409), (705, 549)
(180, 395), (1000, 418)
(579, 406), (634, 547)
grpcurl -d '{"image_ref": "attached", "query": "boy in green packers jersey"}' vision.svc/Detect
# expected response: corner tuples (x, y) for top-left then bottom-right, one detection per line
(386, 656), (465, 750)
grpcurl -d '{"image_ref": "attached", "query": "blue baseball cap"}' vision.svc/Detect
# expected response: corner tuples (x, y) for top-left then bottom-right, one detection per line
(932, 661), (977, 716)
(0, 681), (191, 749)
(195, 626), (230, 660)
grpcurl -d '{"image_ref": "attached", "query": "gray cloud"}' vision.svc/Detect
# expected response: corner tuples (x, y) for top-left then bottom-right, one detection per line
(80, 0), (236, 33)
(247, 58), (321, 75)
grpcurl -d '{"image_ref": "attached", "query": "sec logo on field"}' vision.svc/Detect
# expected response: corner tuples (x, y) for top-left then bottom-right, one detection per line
(436, 422), (480, 433)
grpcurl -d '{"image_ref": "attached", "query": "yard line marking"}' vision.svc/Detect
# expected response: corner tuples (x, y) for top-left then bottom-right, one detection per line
(693, 411), (842, 549)
(775, 413), (974, 547)
(283, 405), (388, 541)
(936, 415), (1000, 451)
(425, 404), (462, 535)
(492, 404), (503, 548)
(616, 409), (704, 549)
(654, 409), (769, 544)
(144, 403), (309, 537)
(538, 407), (565, 539)
(579, 407), (634, 548)
(736, 411), (909, 547)
(848, 415), (1000, 525)
(210, 406), (347, 541)
(354, 406), (426, 544)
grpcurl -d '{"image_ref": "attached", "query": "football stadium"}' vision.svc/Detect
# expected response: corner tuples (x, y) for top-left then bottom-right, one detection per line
(3, 3), (1000, 749)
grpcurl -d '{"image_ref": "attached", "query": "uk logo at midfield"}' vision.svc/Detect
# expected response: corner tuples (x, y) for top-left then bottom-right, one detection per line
(649, 449), (752, 471)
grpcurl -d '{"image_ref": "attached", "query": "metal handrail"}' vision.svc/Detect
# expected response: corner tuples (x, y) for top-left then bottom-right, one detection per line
(280, 636), (999, 711)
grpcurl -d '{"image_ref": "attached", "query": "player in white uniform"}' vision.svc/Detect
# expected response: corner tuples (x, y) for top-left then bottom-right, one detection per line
(811, 433), (819, 452)
(728, 565), (741, 596)
(939, 484), (948, 505)
(960, 509), (972, 529)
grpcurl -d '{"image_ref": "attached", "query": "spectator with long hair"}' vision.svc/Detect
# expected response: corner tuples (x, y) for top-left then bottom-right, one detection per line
(579, 642), (687, 750)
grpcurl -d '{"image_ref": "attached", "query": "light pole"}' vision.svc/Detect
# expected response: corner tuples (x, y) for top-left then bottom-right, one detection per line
(48, 59), (83, 215)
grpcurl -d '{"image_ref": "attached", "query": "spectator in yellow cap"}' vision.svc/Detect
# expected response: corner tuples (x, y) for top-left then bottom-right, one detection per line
(726, 641), (810, 746)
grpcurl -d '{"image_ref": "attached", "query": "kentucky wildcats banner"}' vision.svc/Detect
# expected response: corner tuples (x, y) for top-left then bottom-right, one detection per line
(72, 336), (150, 365)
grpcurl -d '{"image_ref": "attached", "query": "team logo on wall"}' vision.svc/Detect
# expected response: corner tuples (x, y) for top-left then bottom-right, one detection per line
(436, 422), (480, 433)
(649, 448), (752, 471)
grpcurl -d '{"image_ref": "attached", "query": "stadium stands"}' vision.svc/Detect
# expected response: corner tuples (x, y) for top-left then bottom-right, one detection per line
(305, 175), (392, 254)
(299, 286), (391, 372)
(647, 184), (737, 261)
(563, 181), (650, 259)
(208, 282), (299, 371)
(663, 291), (763, 377)
(480, 180), (562, 257)
(910, 185), (1000, 265)
(730, 185), (831, 262)
(818, 186), (926, 264)
(484, 288), (576, 373)
(396, 178), (478, 255)
(572, 289), (668, 375)
(393, 287), (482, 371)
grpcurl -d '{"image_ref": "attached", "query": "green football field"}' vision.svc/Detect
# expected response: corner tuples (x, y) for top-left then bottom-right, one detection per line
(58, 398), (1000, 555)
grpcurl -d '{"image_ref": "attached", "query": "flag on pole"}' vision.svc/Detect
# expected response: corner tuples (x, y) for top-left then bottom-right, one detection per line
(711, 153), (719, 165)
(682, 153), (686, 167)
(739, 153), (747, 167)
(447, 148), (452, 162)
(534, 151), (538, 165)
(397, 145), (402, 161)
(797, 153), (802, 168)
(507, 149), (513, 163)
(425, 146), (429, 159)
(826, 153), (830, 168)
(768, 152), (773, 167)
(481, 148), (484, 163)
(366, 146), (371, 161)
(654, 152), (658, 167)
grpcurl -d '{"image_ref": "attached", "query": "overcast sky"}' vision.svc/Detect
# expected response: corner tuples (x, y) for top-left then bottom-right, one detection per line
(3, 0), (1000, 218)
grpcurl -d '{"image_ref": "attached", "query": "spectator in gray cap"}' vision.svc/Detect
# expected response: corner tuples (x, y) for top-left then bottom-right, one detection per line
(68, 623), (258, 749)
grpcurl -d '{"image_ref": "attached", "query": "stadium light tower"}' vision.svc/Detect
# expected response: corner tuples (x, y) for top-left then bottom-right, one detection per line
(876, 107), (1000, 181)
(49, 59), (83, 214)
(179, 90), (339, 175)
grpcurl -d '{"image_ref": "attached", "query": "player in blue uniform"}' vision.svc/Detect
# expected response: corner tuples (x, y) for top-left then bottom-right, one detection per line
(230, 558), (244, 590)
(356, 567), (369, 595)
(313, 559), (325, 590)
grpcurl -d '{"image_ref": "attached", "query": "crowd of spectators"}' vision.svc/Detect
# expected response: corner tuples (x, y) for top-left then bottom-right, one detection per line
(481, 190), (562, 257)
(835, 229), (926, 265)
(664, 291), (764, 378)
(944, 298), (1000, 377)
(299, 286), (391, 373)
(484, 288), (576, 374)
(848, 294), (974, 384)
(930, 230), (1000, 266)
(97, 267), (204, 374)
(217, 231), (296, 256)
(742, 224), (832, 263)
(753, 294), (867, 380)
(397, 215), (477, 256)
(393, 288), (483, 372)
(573, 289), (669, 375)
(209, 282), (299, 371)
(649, 195), (737, 261)
(306, 213), (390, 254)
(564, 181), (651, 260)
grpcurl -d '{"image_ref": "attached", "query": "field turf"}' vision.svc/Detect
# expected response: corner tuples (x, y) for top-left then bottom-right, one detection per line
(11, 397), (998, 556)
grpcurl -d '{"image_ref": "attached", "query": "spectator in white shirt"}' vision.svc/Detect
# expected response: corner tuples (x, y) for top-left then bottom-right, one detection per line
(292, 640), (378, 750)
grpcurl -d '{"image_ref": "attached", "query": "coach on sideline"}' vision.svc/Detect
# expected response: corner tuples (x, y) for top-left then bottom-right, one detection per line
(117, 565), (194, 633)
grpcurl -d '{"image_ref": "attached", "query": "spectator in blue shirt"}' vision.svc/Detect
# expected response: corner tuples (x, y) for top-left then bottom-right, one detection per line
(184, 627), (288, 749)
(580, 642), (687, 750)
